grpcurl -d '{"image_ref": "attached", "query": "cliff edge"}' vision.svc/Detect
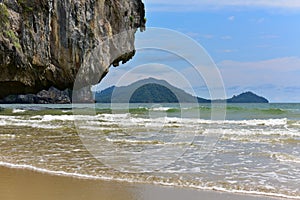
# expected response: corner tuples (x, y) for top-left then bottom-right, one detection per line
(0, 0), (145, 99)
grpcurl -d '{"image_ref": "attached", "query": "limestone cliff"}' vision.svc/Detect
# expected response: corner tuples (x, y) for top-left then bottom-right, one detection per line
(0, 0), (145, 98)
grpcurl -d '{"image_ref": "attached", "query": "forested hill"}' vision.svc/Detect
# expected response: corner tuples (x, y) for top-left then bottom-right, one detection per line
(94, 78), (269, 103)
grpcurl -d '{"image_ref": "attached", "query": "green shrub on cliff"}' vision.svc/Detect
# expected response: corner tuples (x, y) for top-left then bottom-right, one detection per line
(130, 16), (134, 22)
(0, 4), (9, 31)
(4, 30), (21, 50)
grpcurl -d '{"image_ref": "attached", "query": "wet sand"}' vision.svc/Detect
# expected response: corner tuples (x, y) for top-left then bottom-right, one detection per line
(0, 166), (284, 200)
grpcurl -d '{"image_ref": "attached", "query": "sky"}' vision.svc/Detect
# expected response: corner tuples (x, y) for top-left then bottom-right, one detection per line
(96, 0), (300, 102)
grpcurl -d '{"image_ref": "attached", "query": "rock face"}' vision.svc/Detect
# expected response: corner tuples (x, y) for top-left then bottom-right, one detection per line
(0, 0), (145, 99)
(0, 86), (72, 104)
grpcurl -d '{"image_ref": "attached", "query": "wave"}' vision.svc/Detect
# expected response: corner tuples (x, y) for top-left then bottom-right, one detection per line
(105, 137), (190, 146)
(164, 106), (288, 114)
(0, 114), (296, 129)
(99, 114), (290, 126)
(0, 134), (16, 139)
(105, 106), (295, 120)
(166, 108), (180, 113)
(0, 108), (73, 116)
(0, 161), (299, 199)
(0, 161), (107, 181)
(106, 138), (164, 145)
(232, 118), (288, 126)
(1, 105), (299, 121)
(225, 107), (287, 114)
(258, 108), (287, 115)
(272, 153), (300, 164)
(12, 109), (27, 113)
(150, 107), (171, 111)
(288, 120), (300, 127)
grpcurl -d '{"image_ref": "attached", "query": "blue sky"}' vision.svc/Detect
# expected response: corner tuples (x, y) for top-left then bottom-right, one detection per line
(98, 0), (300, 102)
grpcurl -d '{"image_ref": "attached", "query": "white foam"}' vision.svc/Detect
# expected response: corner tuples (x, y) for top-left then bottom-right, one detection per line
(150, 107), (172, 111)
(41, 115), (75, 121)
(73, 113), (290, 127)
(62, 110), (72, 113)
(220, 128), (300, 137)
(0, 115), (19, 120)
(0, 134), (16, 139)
(30, 116), (43, 120)
(78, 126), (119, 131)
(0, 119), (61, 129)
(203, 186), (300, 200)
(31, 124), (62, 129)
(0, 115), (64, 129)
(0, 161), (103, 180)
(241, 118), (288, 126)
(0, 161), (143, 184)
(99, 113), (131, 120)
(12, 109), (26, 113)
(0, 114), (297, 138)
(0, 120), (7, 126)
(272, 153), (300, 164)
(106, 138), (163, 145)
(163, 117), (288, 127)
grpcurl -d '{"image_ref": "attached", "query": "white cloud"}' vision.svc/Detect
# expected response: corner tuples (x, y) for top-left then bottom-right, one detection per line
(95, 57), (300, 102)
(257, 18), (265, 23)
(218, 49), (237, 53)
(221, 36), (232, 40)
(218, 57), (300, 94)
(144, 0), (300, 11)
(256, 44), (271, 48)
(217, 57), (300, 102)
(228, 16), (235, 21)
(201, 34), (214, 39)
(259, 34), (280, 39)
(219, 56), (300, 71)
(185, 32), (200, 38)
(94, 64), (195, 93)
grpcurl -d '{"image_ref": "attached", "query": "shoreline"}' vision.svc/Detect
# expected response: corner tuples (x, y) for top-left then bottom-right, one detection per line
(0, 166), (287, 200)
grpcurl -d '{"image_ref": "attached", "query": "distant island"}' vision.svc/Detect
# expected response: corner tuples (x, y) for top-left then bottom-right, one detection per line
(225, 92), (269, 103)
(94, 78), (269, 103)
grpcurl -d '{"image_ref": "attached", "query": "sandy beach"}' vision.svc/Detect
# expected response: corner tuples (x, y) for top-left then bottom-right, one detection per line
(0, 166), (284, 200)
(1, 0), (299, 199)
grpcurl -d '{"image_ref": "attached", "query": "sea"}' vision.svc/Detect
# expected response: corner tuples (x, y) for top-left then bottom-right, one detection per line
(0, 103), (299, 199)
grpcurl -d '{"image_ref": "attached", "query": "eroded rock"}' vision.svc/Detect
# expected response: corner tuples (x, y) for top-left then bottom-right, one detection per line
(0, 0), (146, 99)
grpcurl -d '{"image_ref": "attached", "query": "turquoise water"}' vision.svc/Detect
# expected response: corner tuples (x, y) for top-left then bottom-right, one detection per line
(0, 103), (299, 199)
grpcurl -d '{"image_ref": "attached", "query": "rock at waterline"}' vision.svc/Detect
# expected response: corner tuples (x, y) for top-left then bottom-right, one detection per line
(0, 87), (72, 104)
